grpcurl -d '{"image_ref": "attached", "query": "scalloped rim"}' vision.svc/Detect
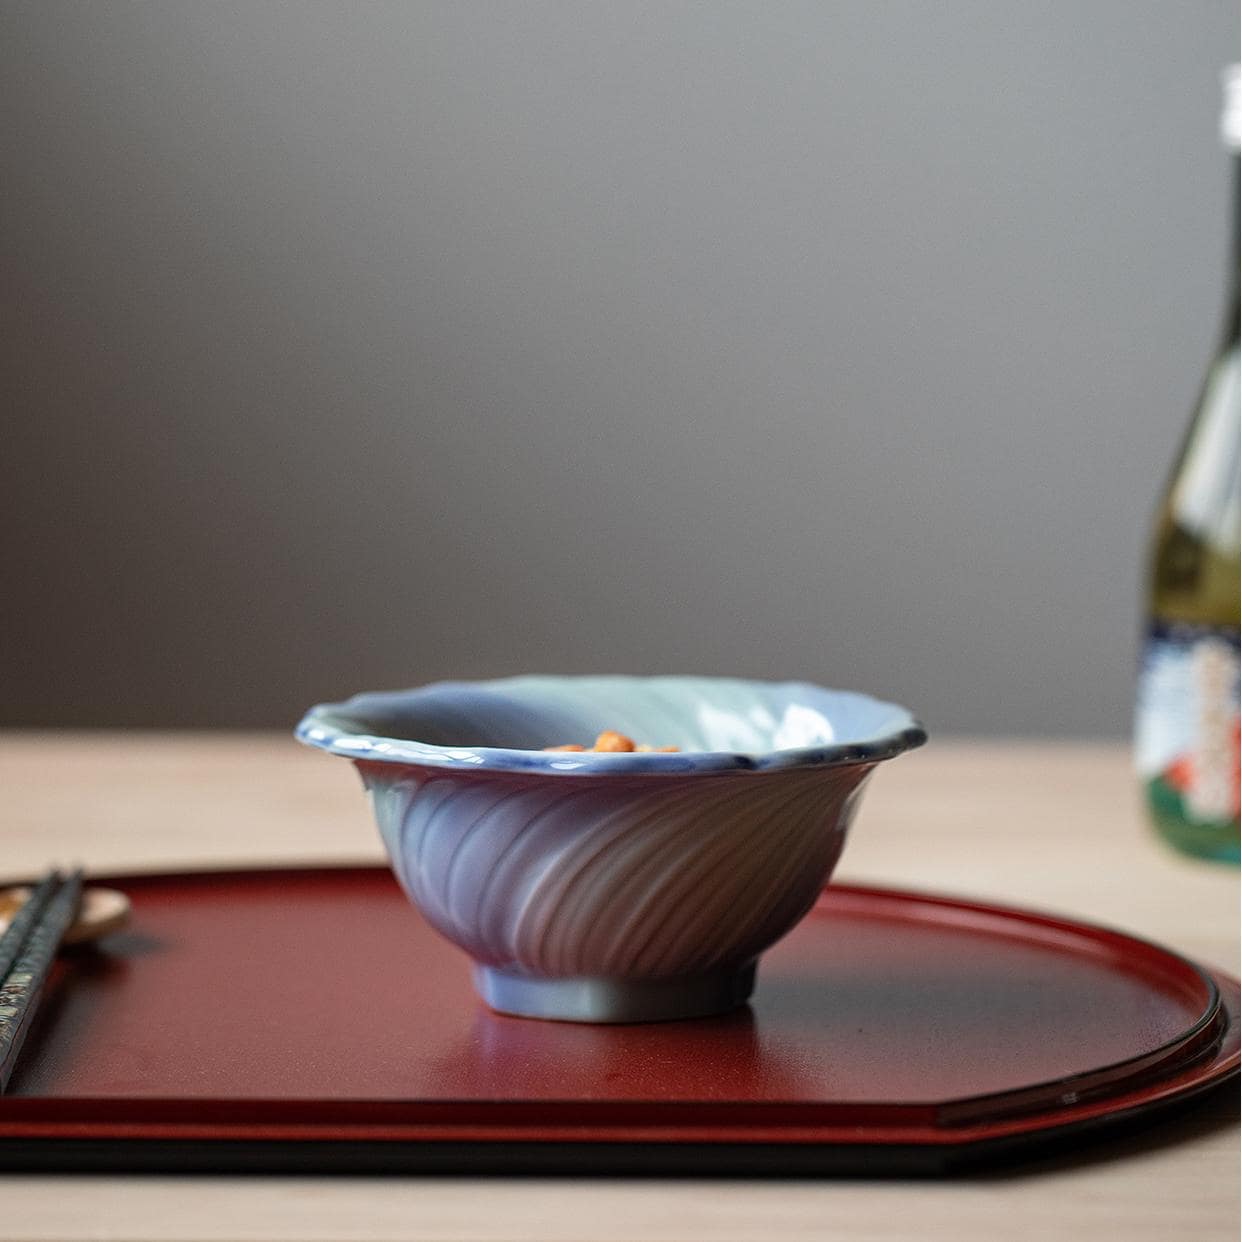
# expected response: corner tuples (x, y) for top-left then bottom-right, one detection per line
(295, 678), (927, 776)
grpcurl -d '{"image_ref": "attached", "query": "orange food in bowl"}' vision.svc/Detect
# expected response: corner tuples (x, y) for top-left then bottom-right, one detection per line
(545, 731), (678, 754)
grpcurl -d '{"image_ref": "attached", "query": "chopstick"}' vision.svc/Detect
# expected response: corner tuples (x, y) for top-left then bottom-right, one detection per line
(0, 869), (60, 981)
(0, 868), (83, 1093)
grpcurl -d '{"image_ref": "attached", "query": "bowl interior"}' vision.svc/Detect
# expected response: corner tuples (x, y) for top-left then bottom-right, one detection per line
(307, 675), (917, 755)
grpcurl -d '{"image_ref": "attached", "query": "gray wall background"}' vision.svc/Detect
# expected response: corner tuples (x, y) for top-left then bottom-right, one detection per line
(2, 1), (1236, 734)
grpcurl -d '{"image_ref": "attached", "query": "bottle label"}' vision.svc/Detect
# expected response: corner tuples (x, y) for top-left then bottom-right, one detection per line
(1136, 621), (1241, 825)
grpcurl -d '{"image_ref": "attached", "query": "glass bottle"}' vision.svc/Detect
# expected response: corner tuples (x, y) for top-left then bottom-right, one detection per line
(1135, 66), (1241, 864)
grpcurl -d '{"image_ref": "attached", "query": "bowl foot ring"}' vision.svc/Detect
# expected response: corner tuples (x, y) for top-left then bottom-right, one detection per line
(473, 962), (758, 1024)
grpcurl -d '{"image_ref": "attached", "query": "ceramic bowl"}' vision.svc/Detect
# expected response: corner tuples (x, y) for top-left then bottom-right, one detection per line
(296, 675), (925, 1023)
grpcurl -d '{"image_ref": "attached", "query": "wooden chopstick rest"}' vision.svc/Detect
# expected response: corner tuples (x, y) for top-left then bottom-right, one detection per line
(0, 884), (130, 947)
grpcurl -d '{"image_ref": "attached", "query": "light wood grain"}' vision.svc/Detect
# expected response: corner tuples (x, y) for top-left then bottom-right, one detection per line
(0, 734), (1237, 1241)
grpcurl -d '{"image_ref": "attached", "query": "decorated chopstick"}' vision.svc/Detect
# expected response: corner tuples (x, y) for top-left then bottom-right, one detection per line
(0, 868), (83, 1093)
(0, 869), (60, 981)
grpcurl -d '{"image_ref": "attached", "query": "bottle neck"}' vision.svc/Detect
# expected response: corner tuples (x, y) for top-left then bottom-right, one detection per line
(1224, 154), (1239, 346)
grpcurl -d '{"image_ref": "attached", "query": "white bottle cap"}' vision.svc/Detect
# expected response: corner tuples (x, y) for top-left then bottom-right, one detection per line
(1221, 64), (1241, 151)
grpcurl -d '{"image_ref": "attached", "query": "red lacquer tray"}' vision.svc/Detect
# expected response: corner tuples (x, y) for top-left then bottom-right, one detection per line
(0, 866), (1235, 1174)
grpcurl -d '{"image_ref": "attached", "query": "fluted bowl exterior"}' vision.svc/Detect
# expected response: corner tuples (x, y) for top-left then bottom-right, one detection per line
(358, 761), (871, 981)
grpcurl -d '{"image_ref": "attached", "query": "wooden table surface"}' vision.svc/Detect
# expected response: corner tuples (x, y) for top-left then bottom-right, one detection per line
(0, 734), (1237, 1241)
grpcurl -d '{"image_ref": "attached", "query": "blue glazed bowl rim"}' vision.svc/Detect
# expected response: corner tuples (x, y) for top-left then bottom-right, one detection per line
(295, 676), (927, 776)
